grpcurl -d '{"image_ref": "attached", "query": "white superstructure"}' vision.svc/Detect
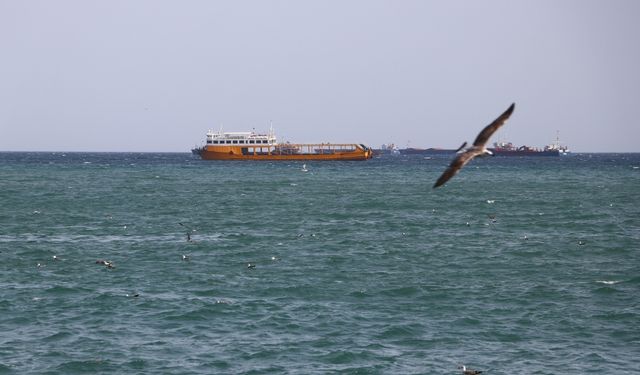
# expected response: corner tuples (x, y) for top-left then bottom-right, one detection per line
(206, 128), (277, 146)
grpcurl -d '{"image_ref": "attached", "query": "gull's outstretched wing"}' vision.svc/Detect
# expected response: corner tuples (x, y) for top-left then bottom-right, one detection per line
(433, 149), (480, 188)
(472, 103), (515, 147)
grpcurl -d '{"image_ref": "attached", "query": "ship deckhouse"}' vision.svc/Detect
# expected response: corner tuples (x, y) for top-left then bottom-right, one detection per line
(206, 129), (277, 146)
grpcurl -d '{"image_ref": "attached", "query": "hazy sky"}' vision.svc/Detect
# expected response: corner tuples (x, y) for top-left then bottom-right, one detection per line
(2, 0), (639, 152)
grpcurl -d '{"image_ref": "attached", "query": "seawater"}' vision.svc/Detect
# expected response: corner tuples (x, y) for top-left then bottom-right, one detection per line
(1, 152), (639, 374)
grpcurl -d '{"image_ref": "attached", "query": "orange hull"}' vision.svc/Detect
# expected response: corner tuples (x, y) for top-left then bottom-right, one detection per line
(199, 144), (372, 161)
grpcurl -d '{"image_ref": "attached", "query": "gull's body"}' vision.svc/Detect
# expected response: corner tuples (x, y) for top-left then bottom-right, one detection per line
(433, 103), (515, 188)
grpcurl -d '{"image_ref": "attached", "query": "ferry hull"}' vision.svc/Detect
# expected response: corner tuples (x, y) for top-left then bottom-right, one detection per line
(199, 145), (372, 161)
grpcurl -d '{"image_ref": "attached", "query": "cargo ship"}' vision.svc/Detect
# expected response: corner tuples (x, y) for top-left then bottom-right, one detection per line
(489, 135), (570, 156)
(373, 143), (400, 156)
(193, 128), (373, 161)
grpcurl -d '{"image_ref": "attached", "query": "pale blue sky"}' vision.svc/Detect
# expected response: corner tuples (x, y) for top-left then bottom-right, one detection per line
(1, 0), (639, 152)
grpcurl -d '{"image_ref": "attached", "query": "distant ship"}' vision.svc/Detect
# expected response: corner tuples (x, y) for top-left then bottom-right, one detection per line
(373, 143), (401, 156)
(392, 133), (570, 157)
(192, 127), (373, 161)
(400, 147), (456, 155)
(373, 144), (456, 155)
(489, 134), (570, 156)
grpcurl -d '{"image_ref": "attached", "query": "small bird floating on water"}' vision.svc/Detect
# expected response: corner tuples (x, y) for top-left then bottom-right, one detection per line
(247, 263), (256, 269)
(433, 103), (515, 188)
(458, 364), (483, 375)
(96, 259), (115, 269)
(182, 254), (190, 261)
(178, 222), (197, 242)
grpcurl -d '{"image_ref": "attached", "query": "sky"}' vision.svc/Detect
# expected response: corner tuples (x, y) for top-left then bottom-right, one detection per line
(1, 0), (639, 152)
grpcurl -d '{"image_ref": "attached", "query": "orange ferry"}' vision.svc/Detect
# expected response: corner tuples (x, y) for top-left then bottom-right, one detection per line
(192, 128), (373, 161)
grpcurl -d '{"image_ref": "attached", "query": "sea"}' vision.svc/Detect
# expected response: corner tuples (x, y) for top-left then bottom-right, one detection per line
(1, 152), (639, 375)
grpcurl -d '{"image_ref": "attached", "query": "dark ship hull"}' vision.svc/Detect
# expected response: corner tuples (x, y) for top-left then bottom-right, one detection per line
(400, 148), (456, 155)
(489, 148), (560, 156)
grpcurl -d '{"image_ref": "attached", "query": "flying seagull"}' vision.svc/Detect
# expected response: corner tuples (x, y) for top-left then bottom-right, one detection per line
(458, 365), (483, 375)
(433, 103), (515, 188)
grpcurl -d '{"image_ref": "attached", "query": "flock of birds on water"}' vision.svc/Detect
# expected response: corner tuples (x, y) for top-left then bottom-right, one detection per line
(29, 102), (553, 374)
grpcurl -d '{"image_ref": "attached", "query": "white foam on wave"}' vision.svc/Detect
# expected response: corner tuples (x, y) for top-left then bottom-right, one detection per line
(596, 280), (620, 285)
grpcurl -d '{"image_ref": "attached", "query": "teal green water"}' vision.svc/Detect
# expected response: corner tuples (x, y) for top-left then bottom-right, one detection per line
(1, 152), (639, 374)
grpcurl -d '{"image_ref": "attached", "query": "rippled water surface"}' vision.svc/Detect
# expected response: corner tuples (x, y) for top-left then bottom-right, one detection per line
(1, 152), (639, 374)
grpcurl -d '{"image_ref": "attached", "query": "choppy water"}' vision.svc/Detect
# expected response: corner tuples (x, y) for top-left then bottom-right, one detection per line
(1, 152), (639, 374)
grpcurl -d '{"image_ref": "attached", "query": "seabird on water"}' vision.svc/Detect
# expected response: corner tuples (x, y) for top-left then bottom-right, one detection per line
(247, 263), (256, 269)
(458, 365), (483, 375)
(96, 260), (115, 269)
(433, 103), (515, 188)
(179, 222), (196, 242)
(182, 254), (190, 261)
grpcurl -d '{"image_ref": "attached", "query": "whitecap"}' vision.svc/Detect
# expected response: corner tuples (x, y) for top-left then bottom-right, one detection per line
(596, 280), (620, 285)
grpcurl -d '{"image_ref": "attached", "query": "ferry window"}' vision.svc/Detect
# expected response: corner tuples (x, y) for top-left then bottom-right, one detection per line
(249, 140), (255, 144)
(239, 140), (245, 144)
(233, 140), (238, 144)
(207, 140), (212, 144)
(226, 140), (231, 144)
